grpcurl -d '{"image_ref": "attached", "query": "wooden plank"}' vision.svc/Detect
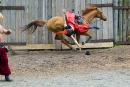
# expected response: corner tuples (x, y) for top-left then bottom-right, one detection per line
(0, 42), (26, 45)
(90, 3), (113, 7)
(8, 0), (17, 42)
(90, 0), (97, 40)
(47, 0), (53, 44)
(126, 10), (130, 41)
(90, 3), (130, 9)
(79, 0), (87, 42)
(102, 0), (109, 39)
(27, 44), (55, 49)
(51, 0), (56, 44)
(11, 45), (28, 50)
(53, 0), (62, 49)
(43, 0), (49, 44)
(67, 0), (73, 10)
(16, 0), (22, 43)
(72, 0), (75, 10)
(26, 0), (38, 44)
(26, 0), (32, 44)
(31, 0), (36, 44)
(59, 42), (114, 49)
(8, 0), (16, 43)
(107, 0), (113, 40)
(10, 42), (114, 50)
(64, 0), (67, 9)
(37, 0), (44, 44)
(0, 6), (25, 10)
(96, 0), (103, 40)
(122, 0), (127, 42)
(118, 0), (123, 42)
(115, 41), (130, 45)
(85, 0), (91, 5)
(82, 42), (113, 48)
(75, 0), (80, 14)
(113, 6), (130, 10)
(21, 0), (26, 43)
(32, 0), (37, 44)
(128, 0), (130, 41)
(113, 0), (119, 42)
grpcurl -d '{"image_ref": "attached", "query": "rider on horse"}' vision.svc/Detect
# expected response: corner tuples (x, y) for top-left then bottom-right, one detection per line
(64, 9), (99, 37)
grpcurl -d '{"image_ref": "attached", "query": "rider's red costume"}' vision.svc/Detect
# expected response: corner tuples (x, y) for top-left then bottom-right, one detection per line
(64, 11), (90, 34)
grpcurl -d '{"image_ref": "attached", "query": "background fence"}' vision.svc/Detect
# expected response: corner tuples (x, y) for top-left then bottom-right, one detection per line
(0, 0), (130, 46)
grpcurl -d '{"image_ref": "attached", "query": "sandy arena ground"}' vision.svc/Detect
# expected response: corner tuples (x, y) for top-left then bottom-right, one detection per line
(0, 45), (130, 87)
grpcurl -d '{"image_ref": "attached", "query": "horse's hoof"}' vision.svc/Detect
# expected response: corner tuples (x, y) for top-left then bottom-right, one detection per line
(82, 42), (85, 45)
(85, 40), (89, 43)
(79, 48), (82, 52)
(85, 51), (91, 55)
(71, 48), (77, 51)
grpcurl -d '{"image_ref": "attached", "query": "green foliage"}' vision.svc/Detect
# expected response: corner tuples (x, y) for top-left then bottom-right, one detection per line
(123, 0), (129, 4)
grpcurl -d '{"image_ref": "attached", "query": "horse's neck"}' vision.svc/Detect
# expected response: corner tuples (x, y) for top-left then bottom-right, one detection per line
(83, 11), (97, 23)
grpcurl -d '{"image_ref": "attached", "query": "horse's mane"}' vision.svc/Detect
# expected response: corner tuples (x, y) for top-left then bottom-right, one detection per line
(82, 7), (97, 15)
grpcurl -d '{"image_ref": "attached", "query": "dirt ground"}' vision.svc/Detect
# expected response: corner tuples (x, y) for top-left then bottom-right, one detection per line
(0, 45), (130, 87)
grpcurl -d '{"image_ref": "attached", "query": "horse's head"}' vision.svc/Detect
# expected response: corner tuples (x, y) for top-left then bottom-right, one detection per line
(94, 7), (107, 21)
(82, 6), (107, 21)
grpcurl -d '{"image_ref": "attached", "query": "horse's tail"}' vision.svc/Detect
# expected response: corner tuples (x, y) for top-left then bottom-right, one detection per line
(22, 19), (47, 33)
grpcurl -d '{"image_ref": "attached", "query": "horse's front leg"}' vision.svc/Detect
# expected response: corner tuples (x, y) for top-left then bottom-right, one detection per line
(85, 34), (92, 43)
(80, 32), (92, 43)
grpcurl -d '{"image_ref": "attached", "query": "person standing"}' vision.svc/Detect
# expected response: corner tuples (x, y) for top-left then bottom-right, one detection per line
(0, 12), (12, 81)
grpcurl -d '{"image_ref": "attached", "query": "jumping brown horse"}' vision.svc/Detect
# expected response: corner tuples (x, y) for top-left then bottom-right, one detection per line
(23, 6), (107, 50)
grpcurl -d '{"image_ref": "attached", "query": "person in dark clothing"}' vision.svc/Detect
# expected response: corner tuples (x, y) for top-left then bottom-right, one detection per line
(0, 13), (12, 81)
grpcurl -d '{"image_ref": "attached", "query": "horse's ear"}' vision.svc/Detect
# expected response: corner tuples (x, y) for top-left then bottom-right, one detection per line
(81, 10), (85, 14)
(89, 4), (98, 9)
(81, 10), (84, 13)
(95, 7), (98, 9)
(92, 7), (97, 10)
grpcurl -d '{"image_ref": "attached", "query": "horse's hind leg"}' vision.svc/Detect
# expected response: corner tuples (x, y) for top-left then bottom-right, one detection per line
(61, 40), (76, 50)
(55, 34), (76, 50)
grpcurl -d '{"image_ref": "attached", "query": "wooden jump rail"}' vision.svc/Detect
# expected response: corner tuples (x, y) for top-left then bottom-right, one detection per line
(91, 3), (130, 10)
(0, 6), (25, 10)
(0, 42), (26, 45)
(8, 41), (114, 51)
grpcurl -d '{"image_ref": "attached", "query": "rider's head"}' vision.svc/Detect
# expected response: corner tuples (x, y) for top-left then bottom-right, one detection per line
(72, 9), (75, 12)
